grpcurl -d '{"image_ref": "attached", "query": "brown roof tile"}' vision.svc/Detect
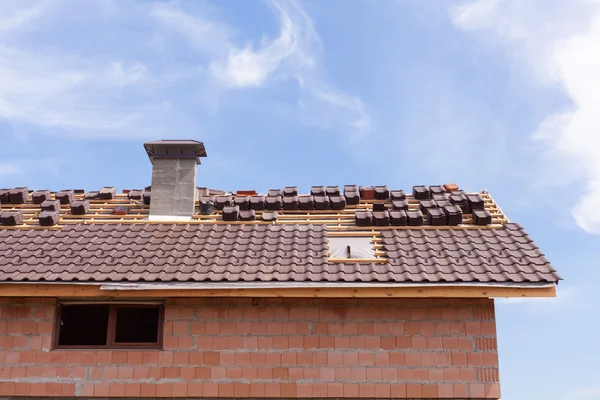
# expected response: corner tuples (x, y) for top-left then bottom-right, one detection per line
(0, 223), (559, 284)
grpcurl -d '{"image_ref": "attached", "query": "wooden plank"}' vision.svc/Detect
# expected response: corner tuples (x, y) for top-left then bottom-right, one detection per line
(0, 283), (557, 298)
(329, 258), (387, 263)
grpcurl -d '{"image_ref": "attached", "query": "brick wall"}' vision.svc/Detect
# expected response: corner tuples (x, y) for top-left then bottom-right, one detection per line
(0, 297), (500, 399)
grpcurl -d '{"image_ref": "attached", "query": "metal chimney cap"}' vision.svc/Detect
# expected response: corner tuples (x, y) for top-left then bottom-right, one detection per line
(144, 140), (207, 164)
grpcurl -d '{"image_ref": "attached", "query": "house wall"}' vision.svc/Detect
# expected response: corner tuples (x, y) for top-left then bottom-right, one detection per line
(0, 297), (500, 399)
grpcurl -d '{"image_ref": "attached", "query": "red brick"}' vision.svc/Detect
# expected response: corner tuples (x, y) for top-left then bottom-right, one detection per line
(89, 367), (103, 380)
(81, 351), (98, 365)
(265, 382), (282, 397)
(0, 382), (15, 396)
(358, 352), (375, 366)
(423, 383), (438, 397)
(396, 336), (412, 349)
(73, 366), (86, 379)
(421, 352), (436, 366)
(390, 352), (406, 365)
(420, 321), (435, 335)
(172, 382), (188, 397)
(359, 383), (375, 398)
(133, 366), (150, 380)
(125, 383), (142, 397)
(149, 367), (165, 380)
(189, 351), (204, 365)
(197, 336), (213, 349)
(103, 366), (119, 380)
(80, 383), (95, 397)
(204, 382), (219, 397)
(109, 382), (126, 397)
(452, 352), (468, 366)
(429, 368), (444, 381)
(210, 366), (225, 380)
(380, 367), (396, 381)
(485, 383), (501, 398)
(407, 383), (422, 397)
(413, 368), (428, 381)
(111, 351), (128, 364)
(227, 336), (243, 349)
(406, 353), (421, 366)
(118, 366), (134, 380)
(481, 321), (496, 335)
(178, 336), (194, 349)
(140, 383), (157, 397)
(460, 367), (476, 381)
(366, 367), (382, 381)
(470, 383), (486, 397)
(438, 383), (454, 398)
(165, 366), (180, 379)
(156, 382), (173, 397)
(204, 351), (220, 365)
(173, 351), (189, 365)
(13, 336), (28, 350)
(325, 383), (342, 397)
(26, 366), (42, 378)
(391, 383), (407, 397)
(426, 336), (443, 350)
(468, 352), (484, 366)
(365, 335), (381, 350)
(94, 383), (110, 397)
(142, 351), (158, 364)
(296, 383), (311, 397)
(97, 351), (112, 365)
(58, 383), (76, 397)
(483, 352), (499, 366)
(437, 352), (452, 366)
(191, 366), (209, 380)
(375, 383), (391, 398)
(458, 337), (474, 350)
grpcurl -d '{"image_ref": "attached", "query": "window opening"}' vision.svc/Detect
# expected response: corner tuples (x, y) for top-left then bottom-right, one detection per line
(55, 303), (163, 349)
(114, 306), (160, 343)
(58, 305), (109, 346)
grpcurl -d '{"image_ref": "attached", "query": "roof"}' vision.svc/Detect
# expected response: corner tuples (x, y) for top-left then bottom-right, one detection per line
(0, 223), (558, 283)
(0, 185), (561, 286)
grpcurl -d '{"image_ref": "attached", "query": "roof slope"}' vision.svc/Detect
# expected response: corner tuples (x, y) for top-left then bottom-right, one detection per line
(0, 223), (560, 284)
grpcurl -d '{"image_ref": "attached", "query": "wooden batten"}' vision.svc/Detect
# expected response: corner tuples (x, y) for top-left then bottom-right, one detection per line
(0, 190), (509, 230)
(0, 283), (556, 299)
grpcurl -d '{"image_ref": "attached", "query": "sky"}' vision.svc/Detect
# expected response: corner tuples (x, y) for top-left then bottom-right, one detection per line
(1, 0), (599, 398)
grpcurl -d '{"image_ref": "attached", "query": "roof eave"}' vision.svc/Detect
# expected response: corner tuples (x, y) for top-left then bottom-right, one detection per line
(0, 281), (557, 299)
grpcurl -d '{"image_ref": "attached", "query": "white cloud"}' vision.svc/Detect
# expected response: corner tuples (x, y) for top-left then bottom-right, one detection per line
(0, 0), (371, 141)
(0, 1), (184, 138)
(105, 62), (147, 86)
(0, 163), (22, 177)
(149, 3), (232, 56)
(569, 386), (600, 400)
(451, 0), (600, 234)
(0, 2), (46, 32)
(209, 0), (316, 88)
(153, 0), (372, 136)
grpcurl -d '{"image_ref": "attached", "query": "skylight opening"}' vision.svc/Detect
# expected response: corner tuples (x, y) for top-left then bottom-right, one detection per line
(328, 236), (385, 262)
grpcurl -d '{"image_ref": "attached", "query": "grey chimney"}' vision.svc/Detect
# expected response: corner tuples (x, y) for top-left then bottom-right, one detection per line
(144, 140), (207, 220)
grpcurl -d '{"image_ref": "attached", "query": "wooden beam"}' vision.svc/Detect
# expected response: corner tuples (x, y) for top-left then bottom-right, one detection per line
(328, 258), (387, 263)
(0, 283), (557, 299)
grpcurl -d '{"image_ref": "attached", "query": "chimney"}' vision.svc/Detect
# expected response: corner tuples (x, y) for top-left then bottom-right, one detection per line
(144, 140), (207, 221)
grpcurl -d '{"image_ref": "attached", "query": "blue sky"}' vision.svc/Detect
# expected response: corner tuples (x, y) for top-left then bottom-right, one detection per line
(1, 0), (599, 398)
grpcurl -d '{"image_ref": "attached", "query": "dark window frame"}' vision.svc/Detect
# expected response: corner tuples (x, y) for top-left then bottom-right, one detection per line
(53, 303), (164, 350)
